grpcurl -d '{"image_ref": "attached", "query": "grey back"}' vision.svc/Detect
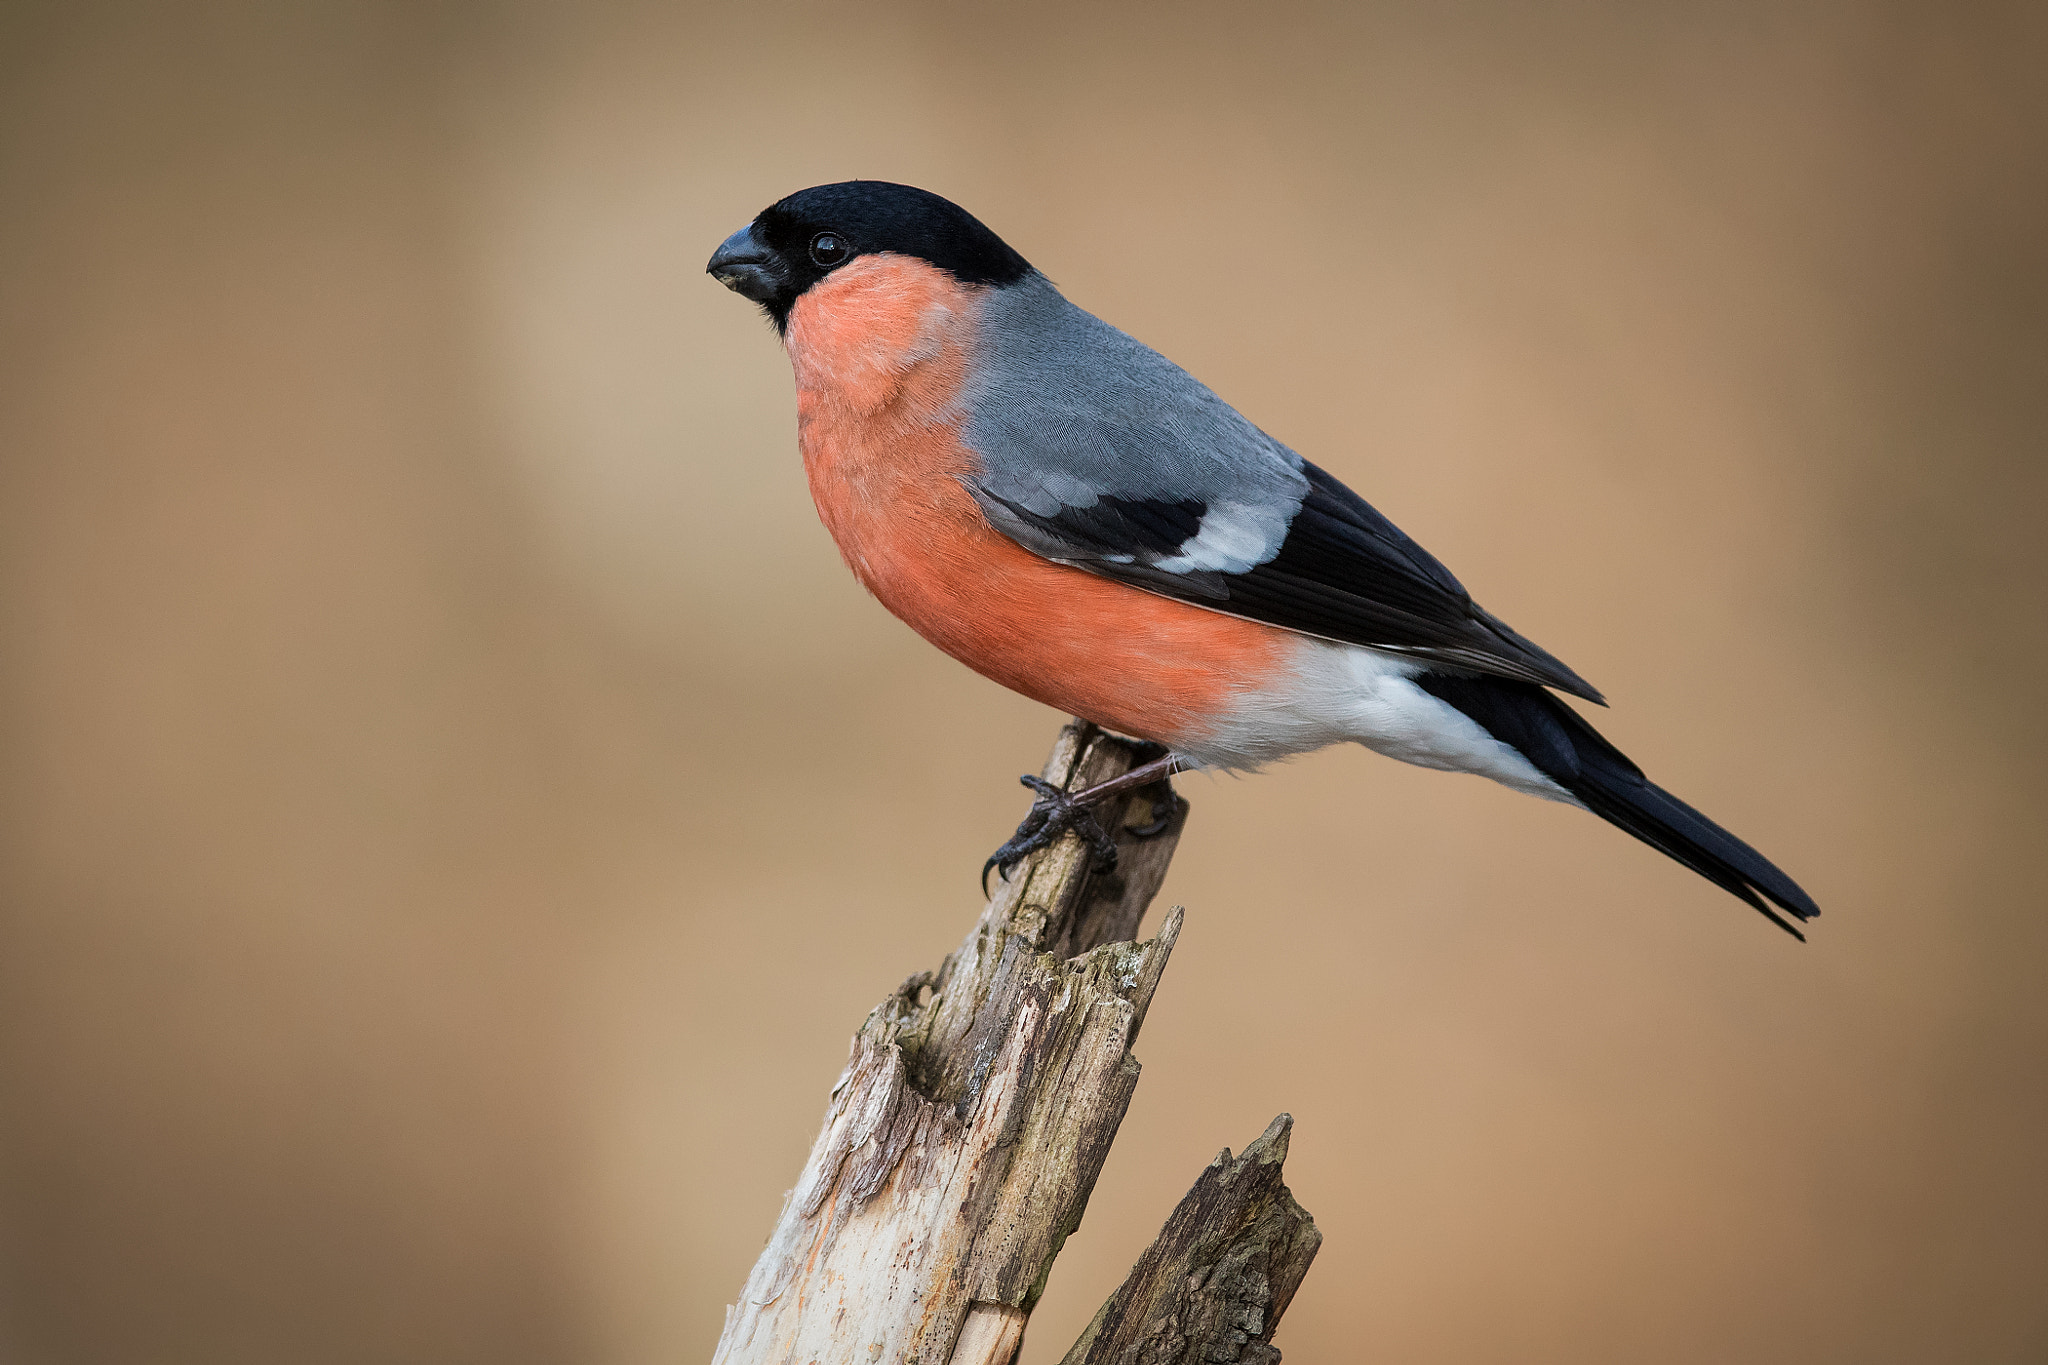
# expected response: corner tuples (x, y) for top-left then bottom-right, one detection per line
(959, 273), (1310, 583)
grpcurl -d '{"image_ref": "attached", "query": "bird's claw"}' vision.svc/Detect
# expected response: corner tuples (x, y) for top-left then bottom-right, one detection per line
(1126, 790), (1178, 838)
(1115, 741), (1182, 837)
(981, 774), (1121, 896)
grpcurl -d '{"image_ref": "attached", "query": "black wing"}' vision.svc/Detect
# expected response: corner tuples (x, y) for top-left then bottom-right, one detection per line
(972, 459), (1605, 703)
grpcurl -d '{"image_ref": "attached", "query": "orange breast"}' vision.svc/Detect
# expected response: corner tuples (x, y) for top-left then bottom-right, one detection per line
(783, 255), (1287, 748)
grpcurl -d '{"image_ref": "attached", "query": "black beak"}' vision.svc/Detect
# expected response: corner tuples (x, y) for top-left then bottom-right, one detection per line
(706, 223), (784, 304)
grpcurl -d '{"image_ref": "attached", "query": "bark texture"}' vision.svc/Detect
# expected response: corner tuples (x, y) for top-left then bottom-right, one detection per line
(1060, 1115), (1322, 1365)
(712, 721), (1191, 1365)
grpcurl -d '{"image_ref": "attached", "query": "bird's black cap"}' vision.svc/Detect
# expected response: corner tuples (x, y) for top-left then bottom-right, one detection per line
(707, 181), (1033, 329)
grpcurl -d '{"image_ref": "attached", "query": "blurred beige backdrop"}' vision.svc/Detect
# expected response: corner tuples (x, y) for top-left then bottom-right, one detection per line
(3, 2), (2044, 1361)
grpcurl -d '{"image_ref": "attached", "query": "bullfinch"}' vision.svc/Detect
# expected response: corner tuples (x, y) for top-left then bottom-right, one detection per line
(706, 181), (1818, 938)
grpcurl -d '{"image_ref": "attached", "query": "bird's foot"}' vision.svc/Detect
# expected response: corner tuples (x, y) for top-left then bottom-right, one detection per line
(1118, 741), (1179, 837)
(980, 747), (1188, 896)
(1124, 787), (1178, 838)
(982, 775), (1122, 895)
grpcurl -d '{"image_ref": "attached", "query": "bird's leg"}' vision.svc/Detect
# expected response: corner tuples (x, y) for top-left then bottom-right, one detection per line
(1073, 748), (1185, 831)
(982, 750), (1188, 894)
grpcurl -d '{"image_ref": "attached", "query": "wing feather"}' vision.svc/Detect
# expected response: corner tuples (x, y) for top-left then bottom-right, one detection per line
(962, 276), (1604, 703)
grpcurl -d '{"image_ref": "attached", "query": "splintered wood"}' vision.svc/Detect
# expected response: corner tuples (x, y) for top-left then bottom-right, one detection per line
(712, 721), (1318, 1365)
(1061, 1115), (1321, 1365)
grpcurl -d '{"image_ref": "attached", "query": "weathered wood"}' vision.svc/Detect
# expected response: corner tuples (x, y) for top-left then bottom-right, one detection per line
(950, 1304), (1026, 1365)
(1061, 1115), (1322, 1365)
(713, 721), (1189, 1365)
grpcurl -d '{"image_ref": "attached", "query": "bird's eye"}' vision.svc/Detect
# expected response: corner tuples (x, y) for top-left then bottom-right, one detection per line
(808, 231), (849, 267)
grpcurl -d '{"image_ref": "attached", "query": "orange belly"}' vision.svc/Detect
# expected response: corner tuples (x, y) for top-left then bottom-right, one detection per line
(784, 255), (1288, 749)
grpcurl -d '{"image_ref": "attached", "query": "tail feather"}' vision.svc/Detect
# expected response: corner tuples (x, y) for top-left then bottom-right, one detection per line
(1414, 672), (1820, 938)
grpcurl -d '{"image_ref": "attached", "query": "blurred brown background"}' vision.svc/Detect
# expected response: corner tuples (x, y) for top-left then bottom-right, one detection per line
(2, 2), (2044, 1361)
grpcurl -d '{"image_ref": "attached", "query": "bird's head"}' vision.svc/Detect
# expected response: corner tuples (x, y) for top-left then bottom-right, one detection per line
(706, 181), (1032, 332)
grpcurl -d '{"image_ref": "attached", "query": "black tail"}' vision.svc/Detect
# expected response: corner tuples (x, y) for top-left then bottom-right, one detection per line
(1414, 672), (1820, 939)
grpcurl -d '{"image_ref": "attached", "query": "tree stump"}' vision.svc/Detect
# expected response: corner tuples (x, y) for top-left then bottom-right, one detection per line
(712, 721), (1319, 1365)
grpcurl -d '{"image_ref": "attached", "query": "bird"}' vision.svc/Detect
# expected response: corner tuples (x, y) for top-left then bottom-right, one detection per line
(706, 180), (1819, 938)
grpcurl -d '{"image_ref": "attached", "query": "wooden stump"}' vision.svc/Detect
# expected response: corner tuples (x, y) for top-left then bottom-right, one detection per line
(712, 721), (1319, 1365)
